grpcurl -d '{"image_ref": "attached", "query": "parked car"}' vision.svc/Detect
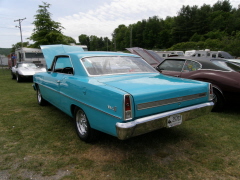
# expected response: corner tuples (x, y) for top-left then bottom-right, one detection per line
(33, 45), (214, 142)
(156, 57), (240, 111)
(126, 47), (164, 68)
(225, 59), (240, 66)
(11, 62), (46, 82)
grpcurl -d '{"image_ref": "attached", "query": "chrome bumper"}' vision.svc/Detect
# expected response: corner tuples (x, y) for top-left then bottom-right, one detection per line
(116, 102), (214, 140)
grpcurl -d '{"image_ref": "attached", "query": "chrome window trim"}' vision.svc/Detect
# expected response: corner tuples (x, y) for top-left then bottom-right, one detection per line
(51, 55), (75, 75)
(197, 69), (233, 72)
(137, 92), (207, 110)
(159, 59), (185, 72)
(182, 60), (202, 72)
(80, 56), (158, 77)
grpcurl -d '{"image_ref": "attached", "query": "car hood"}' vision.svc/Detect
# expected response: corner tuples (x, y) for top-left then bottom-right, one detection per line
(41, 44), (84, 68)
(97, 73), (209, 117)
(18, 67), (46, 75)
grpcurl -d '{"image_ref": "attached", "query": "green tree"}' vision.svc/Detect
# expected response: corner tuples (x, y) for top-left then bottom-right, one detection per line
(88, 35), (100, 51)
(143, 16), (162, 49)
(112, 24), (129, 51)
(63, 35), (76, 44)
(11, 42), (30, 53)
(29, 2), (67, 48)
(212, 0), (232, 12)
(78, 34), (90, 48)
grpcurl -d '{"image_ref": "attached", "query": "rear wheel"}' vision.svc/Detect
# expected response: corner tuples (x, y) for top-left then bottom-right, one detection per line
(37, 86), (47, 106)
(74, 107), (98, 143)
(212, 89), (224, 112)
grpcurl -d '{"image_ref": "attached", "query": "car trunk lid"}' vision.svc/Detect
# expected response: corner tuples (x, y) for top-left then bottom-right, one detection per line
(97, 73), (209, 118)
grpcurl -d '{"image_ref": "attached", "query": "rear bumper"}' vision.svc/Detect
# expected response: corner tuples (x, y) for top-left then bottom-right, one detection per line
(116, 102), (214, 140)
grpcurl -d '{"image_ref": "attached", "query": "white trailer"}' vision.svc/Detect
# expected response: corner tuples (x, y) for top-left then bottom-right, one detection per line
(155, 51), (184, 58)
(15, 48), (45, 67)
(184, 49), (233, 59)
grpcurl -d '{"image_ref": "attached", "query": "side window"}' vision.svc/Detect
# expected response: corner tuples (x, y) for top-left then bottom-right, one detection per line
(183, 60), (201, 72)
(158, 60), (185, 72)
(54, 56), (73, 74)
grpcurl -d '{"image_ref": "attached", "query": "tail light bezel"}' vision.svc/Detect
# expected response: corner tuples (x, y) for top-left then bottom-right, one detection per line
(209, 83), (214, 101)
(123, 94), (133, 121)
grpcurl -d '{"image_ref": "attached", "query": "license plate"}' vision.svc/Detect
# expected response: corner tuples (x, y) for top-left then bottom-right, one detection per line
(167, 114), (182, 128)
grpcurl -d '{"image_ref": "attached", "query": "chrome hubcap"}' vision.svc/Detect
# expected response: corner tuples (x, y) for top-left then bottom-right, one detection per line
(76, 110), (87, 135)
(213, 93), (217, 104)
(37, 90), (41, 102)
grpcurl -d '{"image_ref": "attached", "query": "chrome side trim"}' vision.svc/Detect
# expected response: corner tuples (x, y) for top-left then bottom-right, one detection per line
(36, 83), (121, 119)
(116, 102), (214, 140)
(137, 93), (206, 110)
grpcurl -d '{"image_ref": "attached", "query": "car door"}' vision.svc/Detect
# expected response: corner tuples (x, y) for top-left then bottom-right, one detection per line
(41, 56), (73, 107)
(157, 59), (185, 77)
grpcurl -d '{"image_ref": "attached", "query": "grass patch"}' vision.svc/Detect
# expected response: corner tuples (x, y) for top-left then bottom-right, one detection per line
(1, 69), (240, 179)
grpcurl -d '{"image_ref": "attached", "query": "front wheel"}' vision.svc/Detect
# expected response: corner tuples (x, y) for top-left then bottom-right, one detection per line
(16, 73), (22, 82)
(74, 107), (98, 143)
(212, 89), (224, 112)
(11, 72), (16, 79)
(37, 86), (47, 106)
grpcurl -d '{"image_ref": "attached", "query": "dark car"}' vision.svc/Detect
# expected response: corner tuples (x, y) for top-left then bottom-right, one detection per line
(156, 57), (240, 111)
(126, 47), (164, 68)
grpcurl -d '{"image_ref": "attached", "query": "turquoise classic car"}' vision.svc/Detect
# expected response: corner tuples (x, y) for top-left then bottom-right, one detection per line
(33, 45), (214, 142)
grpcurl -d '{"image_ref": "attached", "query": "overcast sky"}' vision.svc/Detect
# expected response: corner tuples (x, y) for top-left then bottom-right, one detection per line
(0, 0), (239, 48)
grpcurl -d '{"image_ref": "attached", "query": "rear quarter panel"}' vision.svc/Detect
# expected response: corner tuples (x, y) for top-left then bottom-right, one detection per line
(37, 75), (128, 137)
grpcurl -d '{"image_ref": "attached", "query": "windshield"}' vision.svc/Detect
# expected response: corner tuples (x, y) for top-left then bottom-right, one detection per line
(81, 56), (157, 75)
(18, 63), (37, 68)
(211, 60), (240, 71)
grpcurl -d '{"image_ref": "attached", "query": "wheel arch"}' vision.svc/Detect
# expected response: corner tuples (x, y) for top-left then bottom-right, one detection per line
(191, 77), (225, 101)
(212, 85), (225, 102)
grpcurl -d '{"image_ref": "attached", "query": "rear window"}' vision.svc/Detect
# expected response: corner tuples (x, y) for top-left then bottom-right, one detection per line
(81, 56), (157, 75)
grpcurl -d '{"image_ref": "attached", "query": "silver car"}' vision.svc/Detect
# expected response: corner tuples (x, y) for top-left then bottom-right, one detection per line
(11, 62), (46, 82)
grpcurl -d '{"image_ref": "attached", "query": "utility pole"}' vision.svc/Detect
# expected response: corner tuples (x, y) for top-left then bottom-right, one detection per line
(106, 38), (108, 51)
(130, 26), (132, 48)
(14, 17), (26, 62)
(114, 35), (116, 51)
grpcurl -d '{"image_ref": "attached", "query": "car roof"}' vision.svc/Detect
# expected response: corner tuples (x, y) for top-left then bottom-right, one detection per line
(163, 57), (229, 71)
(41, 45), (139, 68)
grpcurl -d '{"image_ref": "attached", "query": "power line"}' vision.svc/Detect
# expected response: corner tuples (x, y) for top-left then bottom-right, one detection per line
(14, 18), (26, 62)
(0, 26), (18, 30)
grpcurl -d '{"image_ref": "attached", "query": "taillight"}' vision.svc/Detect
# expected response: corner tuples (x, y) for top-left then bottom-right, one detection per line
(124, 94), (132, 120)
(209, 83), (213, 101)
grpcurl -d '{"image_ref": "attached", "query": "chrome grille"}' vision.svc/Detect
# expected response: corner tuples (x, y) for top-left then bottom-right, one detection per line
(137, 93), (206, 110)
